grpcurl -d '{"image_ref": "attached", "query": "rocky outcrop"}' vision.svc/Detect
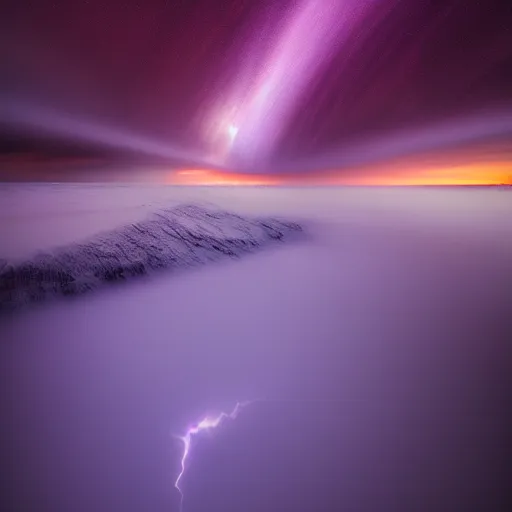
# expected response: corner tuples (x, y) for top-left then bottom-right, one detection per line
(0, 204), (303, 312)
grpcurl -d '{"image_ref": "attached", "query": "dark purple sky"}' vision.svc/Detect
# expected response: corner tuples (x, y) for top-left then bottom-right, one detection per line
(1, 0), (511, 174)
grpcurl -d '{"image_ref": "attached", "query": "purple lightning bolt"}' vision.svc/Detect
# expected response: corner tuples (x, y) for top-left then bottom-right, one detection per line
(173, 401), (250, 512)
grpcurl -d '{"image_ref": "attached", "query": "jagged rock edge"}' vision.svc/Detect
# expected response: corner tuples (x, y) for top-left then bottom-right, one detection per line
(0, 204), (303, 311)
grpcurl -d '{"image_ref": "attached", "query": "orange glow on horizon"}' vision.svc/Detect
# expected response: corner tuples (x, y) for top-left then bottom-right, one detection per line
(168, 140), (512, 186)
(324, 159), (512, 186)
(170, 169), (286, 186)
(170, 157), (511, 187)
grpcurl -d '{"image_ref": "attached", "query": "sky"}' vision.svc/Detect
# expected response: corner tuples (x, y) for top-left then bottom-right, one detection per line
(1, 0), (511, 184)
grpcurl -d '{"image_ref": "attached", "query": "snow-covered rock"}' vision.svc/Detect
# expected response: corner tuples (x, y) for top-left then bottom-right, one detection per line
(0, 204), (303, 312)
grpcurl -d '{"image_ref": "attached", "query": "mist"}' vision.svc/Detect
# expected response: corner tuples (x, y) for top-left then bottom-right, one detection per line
(1, 185), (510, 511)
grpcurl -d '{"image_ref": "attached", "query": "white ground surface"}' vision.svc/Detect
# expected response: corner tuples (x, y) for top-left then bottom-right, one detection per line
(0, 185), (510, 511)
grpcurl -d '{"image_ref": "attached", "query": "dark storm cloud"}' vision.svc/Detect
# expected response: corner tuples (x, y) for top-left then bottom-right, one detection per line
(0, 0), (511, 173)
(281, 0), (512, 159)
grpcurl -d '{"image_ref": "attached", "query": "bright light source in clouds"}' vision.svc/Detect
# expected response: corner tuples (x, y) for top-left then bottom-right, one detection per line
(228, 124), (239, 142)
